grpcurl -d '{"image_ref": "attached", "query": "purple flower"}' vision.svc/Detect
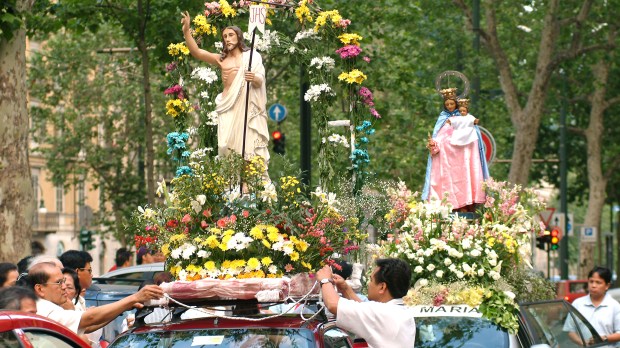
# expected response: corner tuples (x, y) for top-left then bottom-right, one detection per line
(164, 85), (183, 95)
(359, 87), (373, 98)
(335, 45), (362, 59)
(166, 62), (178, 72)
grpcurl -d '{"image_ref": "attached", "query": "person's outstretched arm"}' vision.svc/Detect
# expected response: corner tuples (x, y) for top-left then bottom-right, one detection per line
(78, 285), (164, 333)
(181, 11), (220, 65)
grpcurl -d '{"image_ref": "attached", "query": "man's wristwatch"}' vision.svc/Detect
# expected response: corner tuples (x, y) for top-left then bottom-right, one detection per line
(320, 278), (333, 286)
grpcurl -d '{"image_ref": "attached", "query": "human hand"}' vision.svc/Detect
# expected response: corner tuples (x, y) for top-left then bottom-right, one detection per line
(316, 265), (333, 283)
(474, 118), (479, 125)
(181, 11), (191, 34)
(244, 71), (255, 82)
(332, 274), (350, 292)
(134, 284), (165, 303)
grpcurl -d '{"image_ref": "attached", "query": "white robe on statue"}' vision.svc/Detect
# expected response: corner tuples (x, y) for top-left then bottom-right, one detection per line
(215, 50), (270, 163)
(449, 114), (478, 146)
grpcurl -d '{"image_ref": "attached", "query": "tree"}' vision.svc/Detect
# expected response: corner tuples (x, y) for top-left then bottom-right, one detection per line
(0, 0), (35, 261)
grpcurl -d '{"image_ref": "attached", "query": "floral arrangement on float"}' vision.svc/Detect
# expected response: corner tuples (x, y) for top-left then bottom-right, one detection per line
(368, 179), (550, 333)
(162, 0), (380, 193)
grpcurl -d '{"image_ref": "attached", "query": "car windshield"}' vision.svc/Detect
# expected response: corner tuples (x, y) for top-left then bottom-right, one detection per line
(415, 316), (509, 348)
(111, 328), (315, 348)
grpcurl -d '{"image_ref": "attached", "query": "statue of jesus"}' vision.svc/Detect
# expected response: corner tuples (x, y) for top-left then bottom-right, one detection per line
(181, 12), (270, 169)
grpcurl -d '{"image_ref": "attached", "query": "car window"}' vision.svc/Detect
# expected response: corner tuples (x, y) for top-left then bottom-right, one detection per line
(111, 328), (315, 347)
(414, 316), (510, 348)
(569, 283), (587, 294)
(0, 331), (19, 348)
(23, 329), (83, 348)
(323, 327), (352, 348)
(520, 300), (604, 347)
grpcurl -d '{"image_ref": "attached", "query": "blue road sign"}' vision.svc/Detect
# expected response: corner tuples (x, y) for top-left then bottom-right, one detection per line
(268, 103), (287, 122)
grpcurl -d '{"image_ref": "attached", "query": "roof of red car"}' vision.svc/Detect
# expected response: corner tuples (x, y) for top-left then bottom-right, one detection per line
(130, 313), (326, 334)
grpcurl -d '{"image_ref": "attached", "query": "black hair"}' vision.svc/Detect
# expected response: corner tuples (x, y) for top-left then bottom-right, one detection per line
(589, 266), (612, 284)
(62, 268), (82, 305)
(0, 262), (18, 287)
(31, 241), (46, 256)
(332, 260), (353, 279)
(59, 250), (92, 270)
(115, 248), (133, 267)
(0, 286), (37, 310)
(374, 258), (411, 299)
(16, 256), (33, 274)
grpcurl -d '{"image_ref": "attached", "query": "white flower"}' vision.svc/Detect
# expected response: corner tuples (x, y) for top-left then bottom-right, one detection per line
(190, 195), (207, 213)
(444, 258), (452, 266)
(461, 238), (472, 250)
(304, 84), (335, 102)
(215, 42), (223, 50)
(268, 265), (278, 274)
(170, 247), (183, 259)
(418, 278), (428, 287)
(326, 134), (349, 148)
(197, 250), (210, 258)
(477, 268), (485, 277)
(517, 25), (532, 33)
(456, 271), (465, 279)
(182, 244), (197, 260)
(178, 269), (188, 281)
(309, 56), (335, 71)
(470, 249), (481, 257)
(435, 270), (444, 278)
(426, 264), (435, 271)
(155, 180), (166, 197)
(260, 182), (278, 203)
(489, 270), (501, 281)
(138, 206), (157, 219)
(504, 291), (516, 300)
(287, 46), (296, 53)
(200, 91), (209, 99)
(414, 266), (424, 273)
(294, 29), (319, 42)
(191, 67), (218, 84)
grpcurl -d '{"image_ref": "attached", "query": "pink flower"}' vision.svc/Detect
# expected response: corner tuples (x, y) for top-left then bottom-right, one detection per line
(182, 214), (192, 223)
(370, 108), (381, 119)
(164, 85), (182, 95)
(335, 45), (362, 59)
(166, 62), (177, 72)
(242, 210), (249, 218)
(285, 264), (294, 272)
(363, 56), (371, 63)
(200, 221), (208, 229)
(203, 209), (212, 218)
(337, 18), (351, 28)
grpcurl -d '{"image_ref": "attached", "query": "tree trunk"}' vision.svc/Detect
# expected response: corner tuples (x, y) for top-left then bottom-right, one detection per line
(0, 0), (35, 261)
(138, 0), (155, 205)
(580, 60), (610, 278)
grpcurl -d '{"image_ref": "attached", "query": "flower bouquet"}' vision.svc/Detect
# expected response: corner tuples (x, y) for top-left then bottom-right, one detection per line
(131, 151), (364, 287)
(373, 179), (549, 333)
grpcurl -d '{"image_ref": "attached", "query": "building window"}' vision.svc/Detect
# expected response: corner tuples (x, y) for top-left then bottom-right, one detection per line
(55, 185), (64, 212)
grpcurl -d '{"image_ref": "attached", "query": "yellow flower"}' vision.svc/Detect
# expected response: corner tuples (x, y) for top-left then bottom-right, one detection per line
(170, 234), (188, 243)
(313, 10), (342, 32)
(261, 257), (272, 266)
(192, 15), (217, 36)
(167, 42), (190, 58)
(296, 240), (309, 252)
(169, 265), (182, 277)
(301, 261), (313, 270)
(338, 69), (367, 85)
(222, 260), (231, 270)
(219, 0), (237, 17)
(295, 0), (313, 24)
(338, 33), (362, 46)
(290, 251), (300, 261)
(250, 226), (265, 239)
(262, 239), (272, 248)
(224, 229), (235, 236)
(206, 235), (219, 249)
(247, 258), (261, 270)
(204, 261), (216, 270)
(161, 243), (170, 256)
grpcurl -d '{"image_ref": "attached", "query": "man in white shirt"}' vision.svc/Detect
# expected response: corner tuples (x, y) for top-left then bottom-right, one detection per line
(316, 258), (416, 348)
(28, 262), (164, 335)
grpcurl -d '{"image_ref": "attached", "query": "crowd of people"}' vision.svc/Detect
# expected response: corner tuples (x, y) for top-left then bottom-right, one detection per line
(0, 243), (165, 347)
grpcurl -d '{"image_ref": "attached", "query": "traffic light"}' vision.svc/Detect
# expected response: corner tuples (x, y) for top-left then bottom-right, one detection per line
(272, 130), (285, 155)
(550, 227), (561, 250)
(80, 228), (94, 250)
(536, 231), (551, 250)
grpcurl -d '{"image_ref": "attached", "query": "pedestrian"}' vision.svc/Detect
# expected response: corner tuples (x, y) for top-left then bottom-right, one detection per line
(24, 261), (163, 336)
(59, 250), (93, 301)
(565, 266), (620, 346)
(137, 246), (164, 265)
(0, 262), (18, 288)
(109, 247), (133, 272)
(0, 286), (37, 313)
(61, 268), (82, 310)
(316, 258), (416, 348)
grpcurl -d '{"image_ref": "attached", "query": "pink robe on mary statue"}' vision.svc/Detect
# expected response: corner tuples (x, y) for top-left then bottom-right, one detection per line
(428, 118), (486, 209)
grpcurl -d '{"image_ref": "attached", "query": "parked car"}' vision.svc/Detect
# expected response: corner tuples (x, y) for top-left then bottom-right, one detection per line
(109, 300), (357, 348)
(607, 288), (620, 303)
(0, 310), (91, 348)
(555, 280), (588, 303)
(94, 262), (165, 286)
(410, 300), (605, 347)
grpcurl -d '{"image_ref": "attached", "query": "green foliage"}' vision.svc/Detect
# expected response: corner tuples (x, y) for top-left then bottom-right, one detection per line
(0, 1), (23, 41)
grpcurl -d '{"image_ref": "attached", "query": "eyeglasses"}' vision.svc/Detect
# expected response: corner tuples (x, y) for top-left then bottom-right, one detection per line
(77, 268), (93, 274)
(39, 278), (66, 286)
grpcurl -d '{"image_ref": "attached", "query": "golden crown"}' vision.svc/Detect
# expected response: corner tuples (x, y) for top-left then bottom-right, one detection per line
(457, 98), (470, 108)
(439, 87), (458, 100)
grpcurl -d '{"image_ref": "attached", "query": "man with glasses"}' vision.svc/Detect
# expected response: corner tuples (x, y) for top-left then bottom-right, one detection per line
(59, 250), (93, 308)
(27, 262), (163, 335)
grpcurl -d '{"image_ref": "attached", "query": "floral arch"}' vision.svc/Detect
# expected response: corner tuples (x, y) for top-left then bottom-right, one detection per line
(164, 0), (379, 192)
